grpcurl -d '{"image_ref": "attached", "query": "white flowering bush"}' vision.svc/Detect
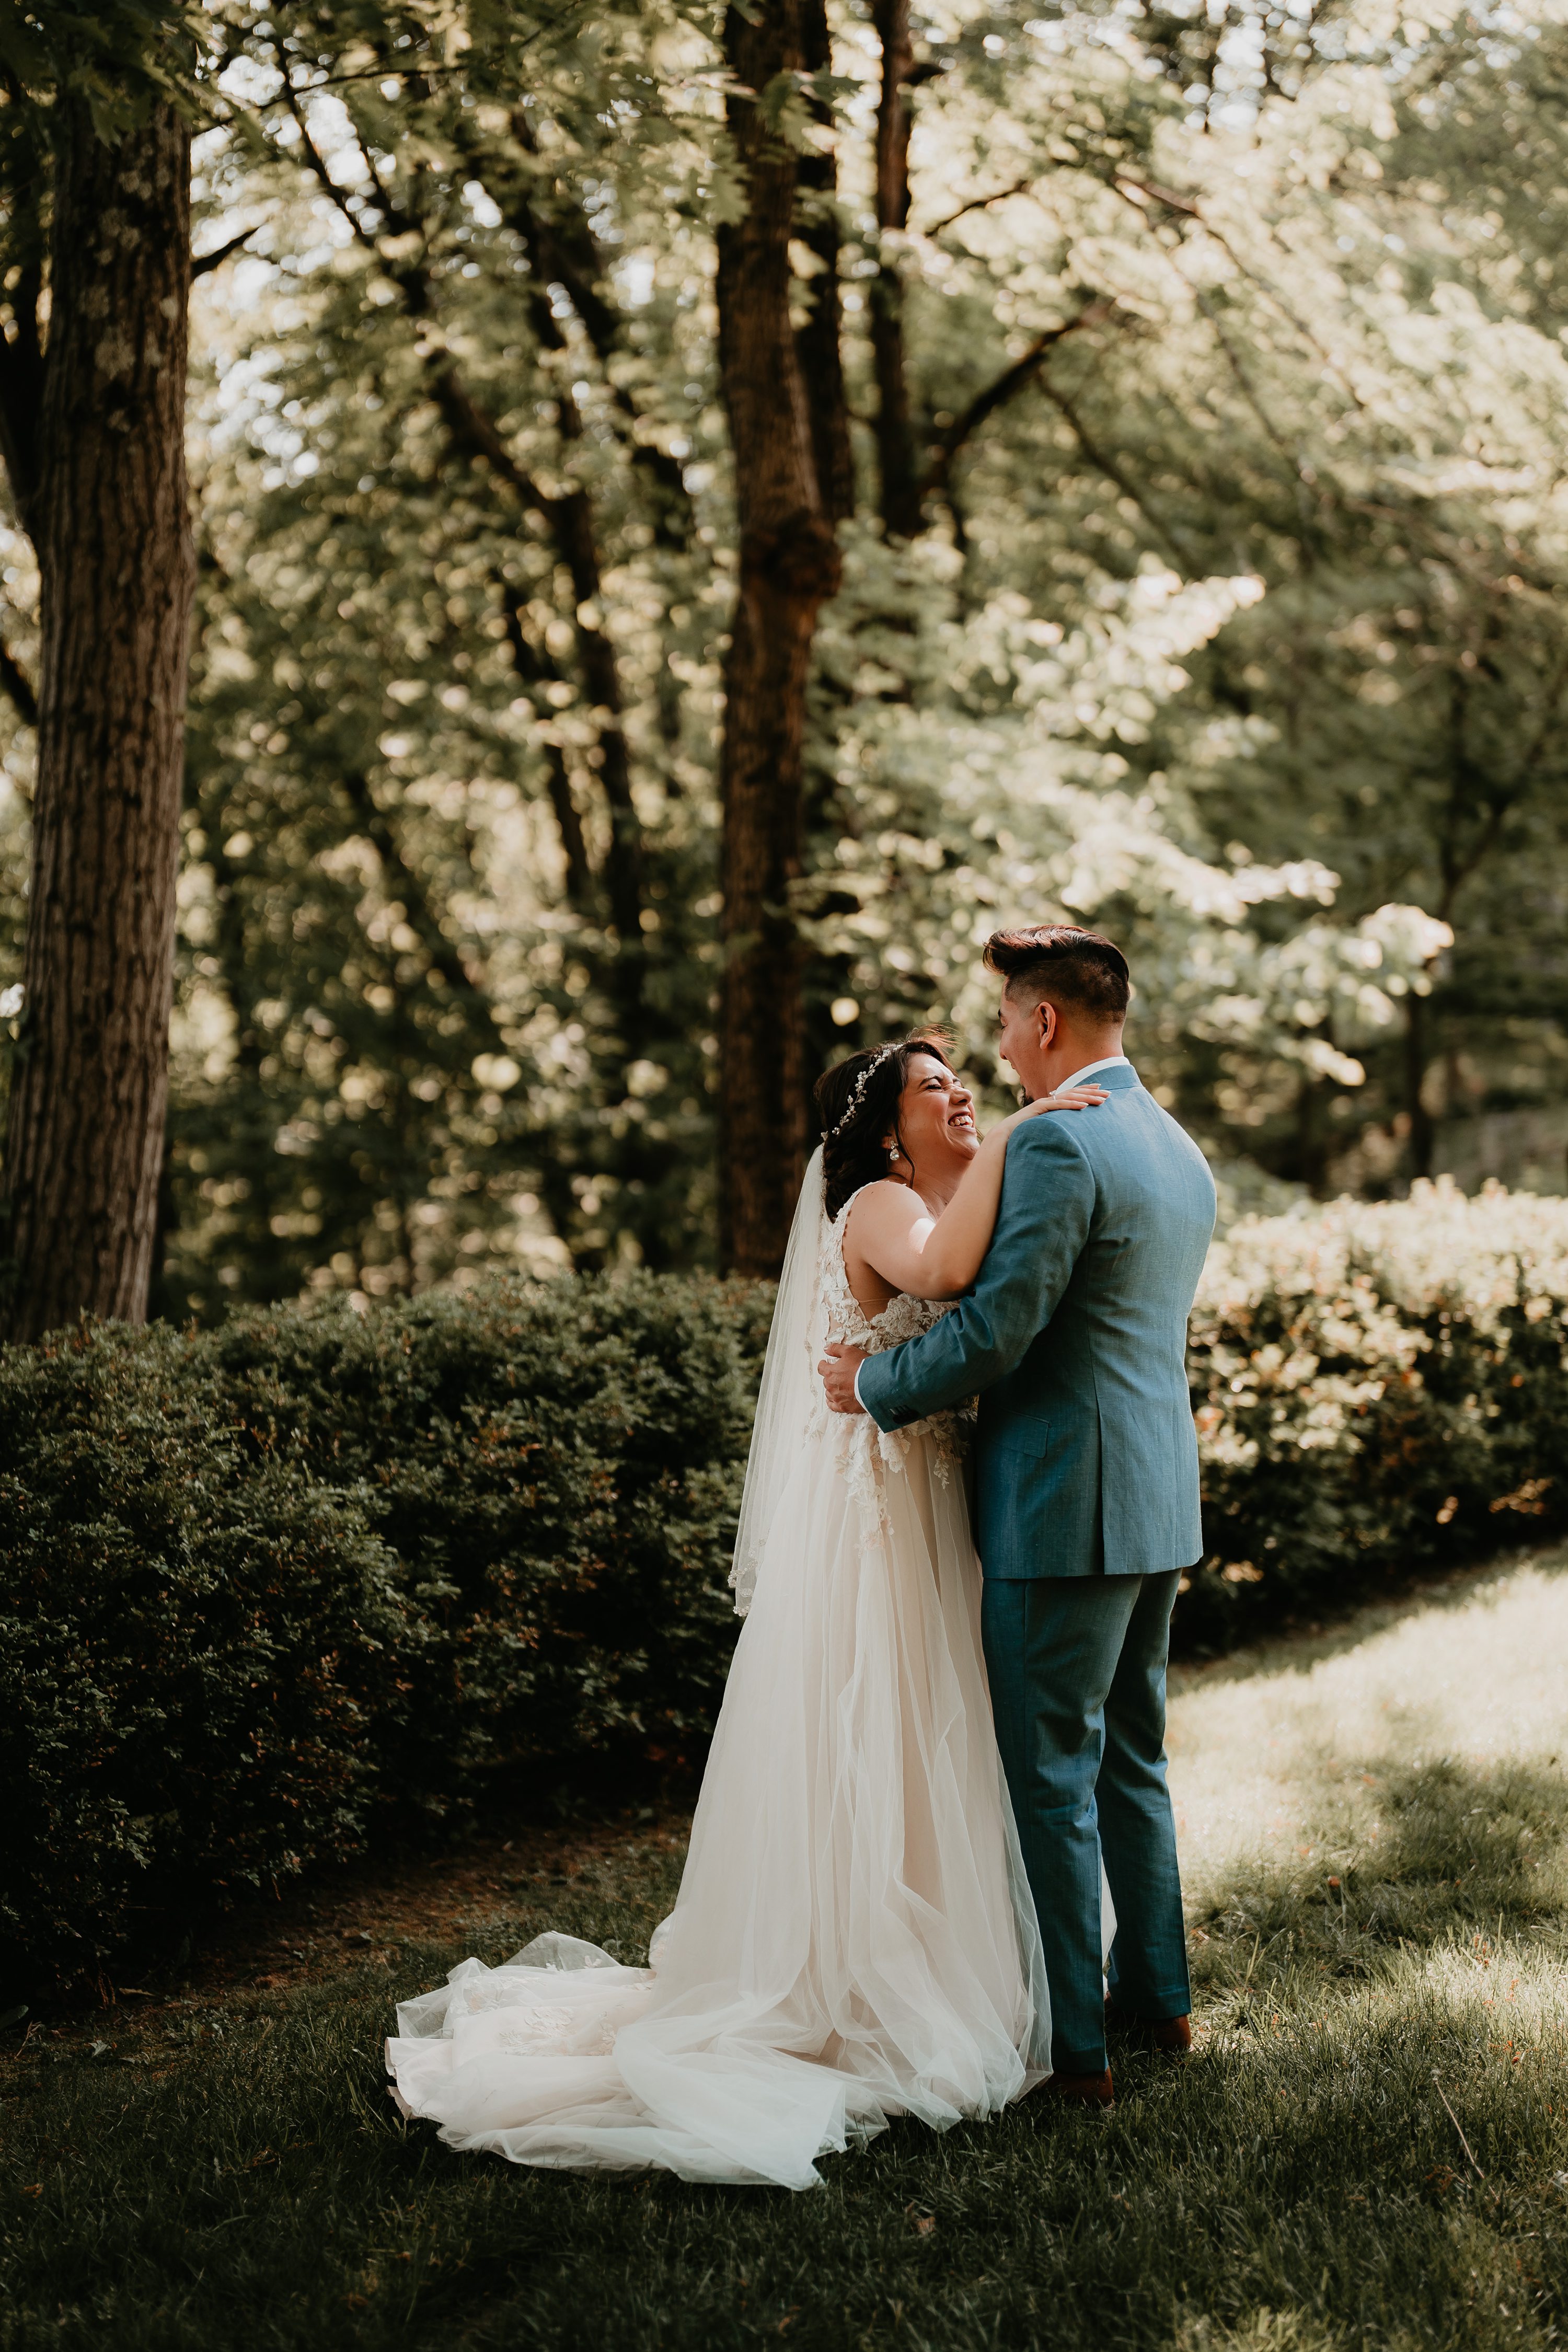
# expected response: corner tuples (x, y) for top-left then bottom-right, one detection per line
(1185, 1181), (1568, 1647)
(803, 535), (1452, 1124)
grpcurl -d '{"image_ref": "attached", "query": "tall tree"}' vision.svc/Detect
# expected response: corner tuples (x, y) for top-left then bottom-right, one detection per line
(29, 0), (1555, 1320)
(0, 67), (196, 1341)
(795, 0), (856, 529)
(716, 2), (844, 1274)
(869, 0), (921, 539)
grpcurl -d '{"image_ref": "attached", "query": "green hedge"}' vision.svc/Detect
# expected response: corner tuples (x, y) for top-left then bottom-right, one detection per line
(3, 1179), (1565, 1984)
(0, 1277), (771, 1987)
(1184, 1180), (1568, 1643)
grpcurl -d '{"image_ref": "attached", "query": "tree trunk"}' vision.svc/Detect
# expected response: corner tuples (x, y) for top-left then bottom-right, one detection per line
(430, 363), (644, 952)
(0, 101), (195, 1341)
(795, 0), (856, 527)
(1404, 989), (1436, 1180)
(716, 2), (843, 1275)
(870, 0), (921, 538)
(499, 582), (592, 909)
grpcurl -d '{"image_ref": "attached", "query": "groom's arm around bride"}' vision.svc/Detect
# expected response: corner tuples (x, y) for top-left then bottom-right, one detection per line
(825, 925), (1217, 2105)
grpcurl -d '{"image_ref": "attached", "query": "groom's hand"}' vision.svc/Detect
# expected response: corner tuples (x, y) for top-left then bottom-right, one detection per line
(819, 1341), (868, 1415)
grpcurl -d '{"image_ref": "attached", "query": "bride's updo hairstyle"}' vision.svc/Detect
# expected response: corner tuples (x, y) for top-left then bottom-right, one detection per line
(814, 1030), (954, 1220)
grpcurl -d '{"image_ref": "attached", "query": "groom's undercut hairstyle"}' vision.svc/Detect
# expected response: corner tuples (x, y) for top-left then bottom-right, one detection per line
(984, 925), (1131, 1026)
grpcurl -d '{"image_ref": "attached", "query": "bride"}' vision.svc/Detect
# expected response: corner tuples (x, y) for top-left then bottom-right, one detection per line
(386, 1033), (1105, 2188)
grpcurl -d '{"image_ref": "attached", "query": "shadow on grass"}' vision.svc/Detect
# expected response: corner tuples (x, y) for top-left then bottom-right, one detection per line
(7, 1871), (1568, 2351)
(7, 1567), (1568, 2351)
(1190, 1753), (1568, 2003)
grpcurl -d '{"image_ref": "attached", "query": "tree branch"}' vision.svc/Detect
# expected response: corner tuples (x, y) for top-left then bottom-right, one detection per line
(795, 0), (855, 526)
(1113, 173), (1367, 417)
(502, 109), (621, 353)
(426, 363), (642, 944)
(1034, 377), (1193, 567)
(274, 67), (648, 959)
(458, 112), (692, 540)
(280, 70), (382, 258)
(191, 225), (262, 278)
(924, 298), (1114, 505)
(498, 580), (592, 912)
(343, 113), (418, 244)
(429, 362), (547, 509)
(0, 636), (38, 728)
(0, 256), (47, 538)
(339, 767), (501, 1014)
(1178, 274), (1325, 561)
(919, 175), (1033, 237)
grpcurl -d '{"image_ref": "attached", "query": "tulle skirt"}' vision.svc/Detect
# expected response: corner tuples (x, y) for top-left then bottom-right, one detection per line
(386, 1418), (1050, 2189)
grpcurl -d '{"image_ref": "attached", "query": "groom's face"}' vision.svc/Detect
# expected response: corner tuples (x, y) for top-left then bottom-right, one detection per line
(996, 984), (1053, 1100)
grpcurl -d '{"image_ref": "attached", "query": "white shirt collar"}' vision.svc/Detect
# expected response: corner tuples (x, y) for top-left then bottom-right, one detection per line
(1058, 1052), (1132, 1091)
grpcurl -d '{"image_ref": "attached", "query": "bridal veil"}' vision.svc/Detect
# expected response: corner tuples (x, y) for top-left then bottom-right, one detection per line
(386, 1146), (1049, 2186)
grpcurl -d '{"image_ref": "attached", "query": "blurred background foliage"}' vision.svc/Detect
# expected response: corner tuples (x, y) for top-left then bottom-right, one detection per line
(4, 0), (1566, 1319)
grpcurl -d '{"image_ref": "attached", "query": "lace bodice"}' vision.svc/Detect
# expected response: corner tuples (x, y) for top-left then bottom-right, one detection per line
(822, 1186), (956, 1358)
(815, 1185), (973, 1500)
(388, 1159), (1044, 2185)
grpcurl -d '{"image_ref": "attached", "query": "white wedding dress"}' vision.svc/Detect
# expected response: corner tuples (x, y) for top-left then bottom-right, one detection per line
(385, 1152), (1050, 2188)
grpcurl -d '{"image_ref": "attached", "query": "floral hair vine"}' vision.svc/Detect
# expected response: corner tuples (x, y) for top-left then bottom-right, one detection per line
(827, 1043), (899, 1140)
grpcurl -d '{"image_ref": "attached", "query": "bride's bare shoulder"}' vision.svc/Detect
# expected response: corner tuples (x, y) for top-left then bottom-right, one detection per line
(844, 1179), (921, 1236)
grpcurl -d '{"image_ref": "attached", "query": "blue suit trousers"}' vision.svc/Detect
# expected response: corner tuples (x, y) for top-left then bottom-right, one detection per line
(981, 1570), (1190, 2077)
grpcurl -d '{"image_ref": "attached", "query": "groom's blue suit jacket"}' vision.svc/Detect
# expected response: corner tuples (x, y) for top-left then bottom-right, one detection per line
(857, 1063), (1216, 1580)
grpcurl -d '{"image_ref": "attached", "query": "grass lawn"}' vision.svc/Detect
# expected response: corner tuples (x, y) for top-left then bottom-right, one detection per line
(7, 1552), (1568, 2351)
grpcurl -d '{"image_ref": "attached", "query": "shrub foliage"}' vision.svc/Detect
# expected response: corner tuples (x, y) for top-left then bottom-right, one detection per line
(0, 1277), (770, 1985)
(1186, 1181), (1568, 1643)
(3, 1181), (1565, 1980)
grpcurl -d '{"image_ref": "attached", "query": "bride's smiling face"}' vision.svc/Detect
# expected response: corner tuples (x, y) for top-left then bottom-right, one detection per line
(884, 1052), (978, 1178)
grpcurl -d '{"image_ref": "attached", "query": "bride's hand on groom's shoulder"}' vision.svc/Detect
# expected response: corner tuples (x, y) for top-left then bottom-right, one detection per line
(1001, 1082), (1108, 1131)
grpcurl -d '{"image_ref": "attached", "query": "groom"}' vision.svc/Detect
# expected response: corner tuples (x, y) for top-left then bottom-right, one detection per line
(820, 925), (1216, 2108)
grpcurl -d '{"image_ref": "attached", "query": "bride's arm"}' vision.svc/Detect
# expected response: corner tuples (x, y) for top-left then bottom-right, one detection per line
(848, 1088), (1106, 1300)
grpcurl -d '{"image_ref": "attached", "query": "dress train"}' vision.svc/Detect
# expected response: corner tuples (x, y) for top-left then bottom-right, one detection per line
(386, 1184), (1050, 2189)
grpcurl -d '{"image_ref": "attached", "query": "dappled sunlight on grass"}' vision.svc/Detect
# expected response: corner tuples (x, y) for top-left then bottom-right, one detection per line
(1171, 1557), (1568, 1956)
(5, 1553), (1568, 2349)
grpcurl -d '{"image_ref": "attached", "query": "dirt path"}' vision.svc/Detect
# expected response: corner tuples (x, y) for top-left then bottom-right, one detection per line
(13, 1807), (692, 2069)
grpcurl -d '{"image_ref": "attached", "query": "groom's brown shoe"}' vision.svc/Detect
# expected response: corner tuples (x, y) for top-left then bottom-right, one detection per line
(1043, 2068), (1115, 2109)
(1104, 2000), (1191, 2056)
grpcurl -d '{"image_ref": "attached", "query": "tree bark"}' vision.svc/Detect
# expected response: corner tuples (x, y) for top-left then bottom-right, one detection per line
(795, 0), (856, 527)
(1404, 989), (1436, 1181)
(490, 110), (694, 547)
(444, 248), (646, 950)
(428, 364), (644, 952)
(870, 0), (922, 538)
(924, 304), (1112, 517)
(717, 2), (843, 1275)
(0, 101), (195, 1340)
(499, 582), (592, 910)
